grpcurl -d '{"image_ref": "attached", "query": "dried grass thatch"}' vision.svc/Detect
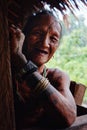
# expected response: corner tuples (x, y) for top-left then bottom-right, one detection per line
(8, 0), (87, 28)
(44, 0), (87, 13)
(21, 0), (87, 14)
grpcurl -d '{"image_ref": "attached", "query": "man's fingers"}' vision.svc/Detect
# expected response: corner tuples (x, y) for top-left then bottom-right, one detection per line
(10, 25), (22, 39)
(9, 24), (25, 53)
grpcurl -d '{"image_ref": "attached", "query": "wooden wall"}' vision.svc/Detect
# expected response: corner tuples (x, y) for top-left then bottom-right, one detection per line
(0, 0), (16, 129)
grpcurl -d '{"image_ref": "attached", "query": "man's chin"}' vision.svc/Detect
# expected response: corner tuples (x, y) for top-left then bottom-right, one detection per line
(33, 60), (47, 66)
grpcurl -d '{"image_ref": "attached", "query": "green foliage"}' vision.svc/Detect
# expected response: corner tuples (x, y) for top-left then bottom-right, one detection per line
(46, 14), (87, 104)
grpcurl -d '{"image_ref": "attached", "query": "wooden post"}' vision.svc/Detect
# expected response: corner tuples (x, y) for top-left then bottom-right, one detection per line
(74, 83), (86, 105)
(0, 0), (16, 130)
(70, 81), (86, 105)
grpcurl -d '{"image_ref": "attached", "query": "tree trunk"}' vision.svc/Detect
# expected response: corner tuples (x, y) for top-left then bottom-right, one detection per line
(0, 0), (16, 130)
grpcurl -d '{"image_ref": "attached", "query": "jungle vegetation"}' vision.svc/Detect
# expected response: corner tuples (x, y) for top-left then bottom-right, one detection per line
(46, 13), (87, 105)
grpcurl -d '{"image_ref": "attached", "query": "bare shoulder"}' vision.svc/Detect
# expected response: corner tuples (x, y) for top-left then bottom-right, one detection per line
(47, 68), (70, 81)
(46, 68), (70, 90)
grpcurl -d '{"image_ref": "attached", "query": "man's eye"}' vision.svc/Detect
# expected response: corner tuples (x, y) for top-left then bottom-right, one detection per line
(31, 31), (41, 36)
(50, 36), (59, 43)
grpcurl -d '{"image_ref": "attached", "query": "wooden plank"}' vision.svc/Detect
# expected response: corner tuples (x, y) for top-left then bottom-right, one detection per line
(74, 83), (86, 105)
(63, 115), (87, 130)
(70, 81), (86, 105)
(0, 0), (16, 130)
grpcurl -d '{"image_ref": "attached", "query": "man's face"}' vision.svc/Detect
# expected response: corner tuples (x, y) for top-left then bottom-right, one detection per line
(25, 14), (61, 66)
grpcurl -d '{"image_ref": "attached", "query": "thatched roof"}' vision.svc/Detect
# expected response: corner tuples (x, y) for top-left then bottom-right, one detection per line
(8, 0), (87, 28)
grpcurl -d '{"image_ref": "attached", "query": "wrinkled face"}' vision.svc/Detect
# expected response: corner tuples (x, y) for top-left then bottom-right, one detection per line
(25, 14), (61, 66)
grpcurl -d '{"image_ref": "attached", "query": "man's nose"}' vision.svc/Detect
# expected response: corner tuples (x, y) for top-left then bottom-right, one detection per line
(42, 34), (50, 48)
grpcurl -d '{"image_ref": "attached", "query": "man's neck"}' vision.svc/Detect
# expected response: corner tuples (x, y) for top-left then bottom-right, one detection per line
(37, 64), (45, 74)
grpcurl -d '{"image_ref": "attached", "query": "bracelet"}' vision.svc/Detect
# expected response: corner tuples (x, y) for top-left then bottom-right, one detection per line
(34, 77), (50, 94)
(16, 60), (38, 81)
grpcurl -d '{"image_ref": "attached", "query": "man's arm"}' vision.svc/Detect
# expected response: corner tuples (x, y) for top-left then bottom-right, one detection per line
(39, 69), (77, 127)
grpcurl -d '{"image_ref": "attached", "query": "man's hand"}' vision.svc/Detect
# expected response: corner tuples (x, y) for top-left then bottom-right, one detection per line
(10, 24), (25, 54)
(10, 25), (27, 73)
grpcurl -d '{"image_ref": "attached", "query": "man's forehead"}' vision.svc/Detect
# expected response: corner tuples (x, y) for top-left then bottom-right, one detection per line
(32, 14), (60, 27)
(23, 13), (61, 35)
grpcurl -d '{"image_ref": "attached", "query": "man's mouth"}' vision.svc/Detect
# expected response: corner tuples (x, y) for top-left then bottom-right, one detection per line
(35, 48), (48, 55)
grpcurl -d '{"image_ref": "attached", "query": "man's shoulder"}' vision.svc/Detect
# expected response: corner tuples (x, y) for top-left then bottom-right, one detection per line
(47, 68), (70, 91)
(47, 67), (66, 76)
(47, 67), (70, 85)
